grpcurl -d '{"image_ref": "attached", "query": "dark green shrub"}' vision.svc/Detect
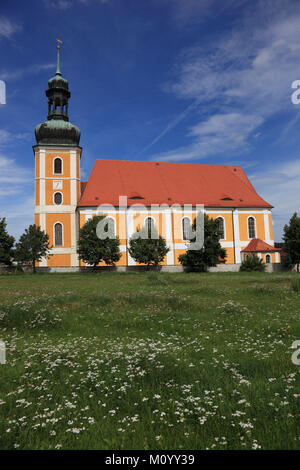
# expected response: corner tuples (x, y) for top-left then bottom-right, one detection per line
(240, 255), (266, 272)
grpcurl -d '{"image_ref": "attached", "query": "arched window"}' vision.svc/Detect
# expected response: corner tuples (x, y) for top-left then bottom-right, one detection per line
(144, 217), (157, 239)
(145, 217), (155, 232)
(54, 223), (63, 246)
(54, 157), (62, 174)
(216, 217), (225, 240)
(103, 217), (116, 238)
(54, 192), (62, 205)
(248, 216), (256, 239)
(182, 217), (191, 241)
(265, 254), (271, 263)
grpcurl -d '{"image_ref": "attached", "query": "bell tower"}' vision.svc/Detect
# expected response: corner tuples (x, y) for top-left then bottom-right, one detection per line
(33, 42), (82, 268)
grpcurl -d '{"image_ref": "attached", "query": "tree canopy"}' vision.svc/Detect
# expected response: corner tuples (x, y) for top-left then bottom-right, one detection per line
(0, 217), (15, 266)
(77, 215), (121, 269)
(178, 213), (226, 272)
(128, 224), (169, 268)
(282, 212), (300, 272)
(15, 224), (51, 273)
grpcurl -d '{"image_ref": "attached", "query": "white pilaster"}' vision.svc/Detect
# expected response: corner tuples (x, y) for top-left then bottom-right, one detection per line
(233, 209), (241, 263)
(263, 210), (272, 245)
(39, 213), (48, 267)
(70, 150), (77, 206)
(126, 211), (136, 266)
(165, 209), (174, 265)
(39, 150), (45, 206)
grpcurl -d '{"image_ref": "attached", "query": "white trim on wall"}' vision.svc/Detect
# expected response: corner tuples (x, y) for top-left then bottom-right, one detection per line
(166, 210), (174, 265)
(39, 150), (45, 206)
(263, 209), (273, 245)
(233, 209), (241, 263)
(35, 205), (77, 213)
(126, 211), (136, 266)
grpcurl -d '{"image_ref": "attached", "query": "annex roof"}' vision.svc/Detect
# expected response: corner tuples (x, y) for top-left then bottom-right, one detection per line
(242, 238), (279, 252)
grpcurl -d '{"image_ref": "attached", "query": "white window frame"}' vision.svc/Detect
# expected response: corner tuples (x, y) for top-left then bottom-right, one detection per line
(181, 216), (192, 241)
(247, 216), (256, 239)
(53, 222), (64, 247)
(53, 191), (63, 206)
(53, 157), (63, 175)
(265, 253), (271, 264)
(144, 216), (156, 230)
(216, 216), (226, 241)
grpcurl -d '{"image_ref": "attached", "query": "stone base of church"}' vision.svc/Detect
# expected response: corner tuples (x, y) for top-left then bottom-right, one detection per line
(32, 262), (285, 273)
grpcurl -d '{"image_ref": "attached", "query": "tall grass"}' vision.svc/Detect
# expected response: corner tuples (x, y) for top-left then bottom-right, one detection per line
(291, 277), (300, 292)
(0, 272), (299, 450)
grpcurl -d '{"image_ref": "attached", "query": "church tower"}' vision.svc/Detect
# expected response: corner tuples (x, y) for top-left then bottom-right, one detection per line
(33, 44), (81, 268)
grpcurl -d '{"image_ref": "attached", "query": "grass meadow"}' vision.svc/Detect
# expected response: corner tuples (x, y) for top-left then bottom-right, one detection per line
(0, 271), (299, 450)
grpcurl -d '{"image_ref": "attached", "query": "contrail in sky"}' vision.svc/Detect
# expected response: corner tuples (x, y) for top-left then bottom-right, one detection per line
(137, 100), (199, 157)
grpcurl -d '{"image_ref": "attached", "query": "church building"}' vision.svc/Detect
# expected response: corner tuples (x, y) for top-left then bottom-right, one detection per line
(33, 47), (281, 269)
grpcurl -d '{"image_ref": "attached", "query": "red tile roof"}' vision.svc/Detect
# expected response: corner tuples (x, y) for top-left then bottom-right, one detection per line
(242, 238), (279, 252)
(80, 181), (88, 196)
(78, 160), (272, 208)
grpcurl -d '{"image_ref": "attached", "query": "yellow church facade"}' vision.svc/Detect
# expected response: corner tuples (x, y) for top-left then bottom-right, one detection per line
(33, 48), (280, 270)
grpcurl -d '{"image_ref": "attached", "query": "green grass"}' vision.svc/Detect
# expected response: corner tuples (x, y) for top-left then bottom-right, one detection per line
(0, 271), (299, 450)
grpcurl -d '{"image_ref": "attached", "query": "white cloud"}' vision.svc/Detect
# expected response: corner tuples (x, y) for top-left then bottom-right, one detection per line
(0, 130), (11, 145)
(0, 154), (32, 188)
(0, 130), (31, 146)
(0, 63), (55, 82)
(0, 16), (21, 39)
(147, 3), (300, 162)
(150, 112), (262, 162)
(162, 0), (248, 27)
(1, 197), (34, 242)
(138, 101), (199, 157)
(43, 0), (108, 9)
(0, 155), (34, 240)
(250, 159), (300, 241)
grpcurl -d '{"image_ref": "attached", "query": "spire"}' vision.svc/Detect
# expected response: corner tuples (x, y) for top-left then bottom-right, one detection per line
(35, 40), (81, 146)
(56, 44), (61, 75)
(45, 40), (70, 122)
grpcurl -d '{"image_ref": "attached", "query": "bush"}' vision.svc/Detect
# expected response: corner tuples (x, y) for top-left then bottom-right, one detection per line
(240, 255), (266, 272)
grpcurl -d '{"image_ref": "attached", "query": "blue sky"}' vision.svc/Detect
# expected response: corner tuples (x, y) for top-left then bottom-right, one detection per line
(1, 0), (300, 242)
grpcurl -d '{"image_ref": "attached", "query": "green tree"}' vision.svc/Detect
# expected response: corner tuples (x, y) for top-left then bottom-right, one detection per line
(15, 224), (51, 273)
(128, 225), (169, 268)
(77, 215), (121, 269)
(282, 212), (300, 272)
(178, 213), (226, 272)
(0, 217), (15, 266)
(240, 255), (266, 272)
